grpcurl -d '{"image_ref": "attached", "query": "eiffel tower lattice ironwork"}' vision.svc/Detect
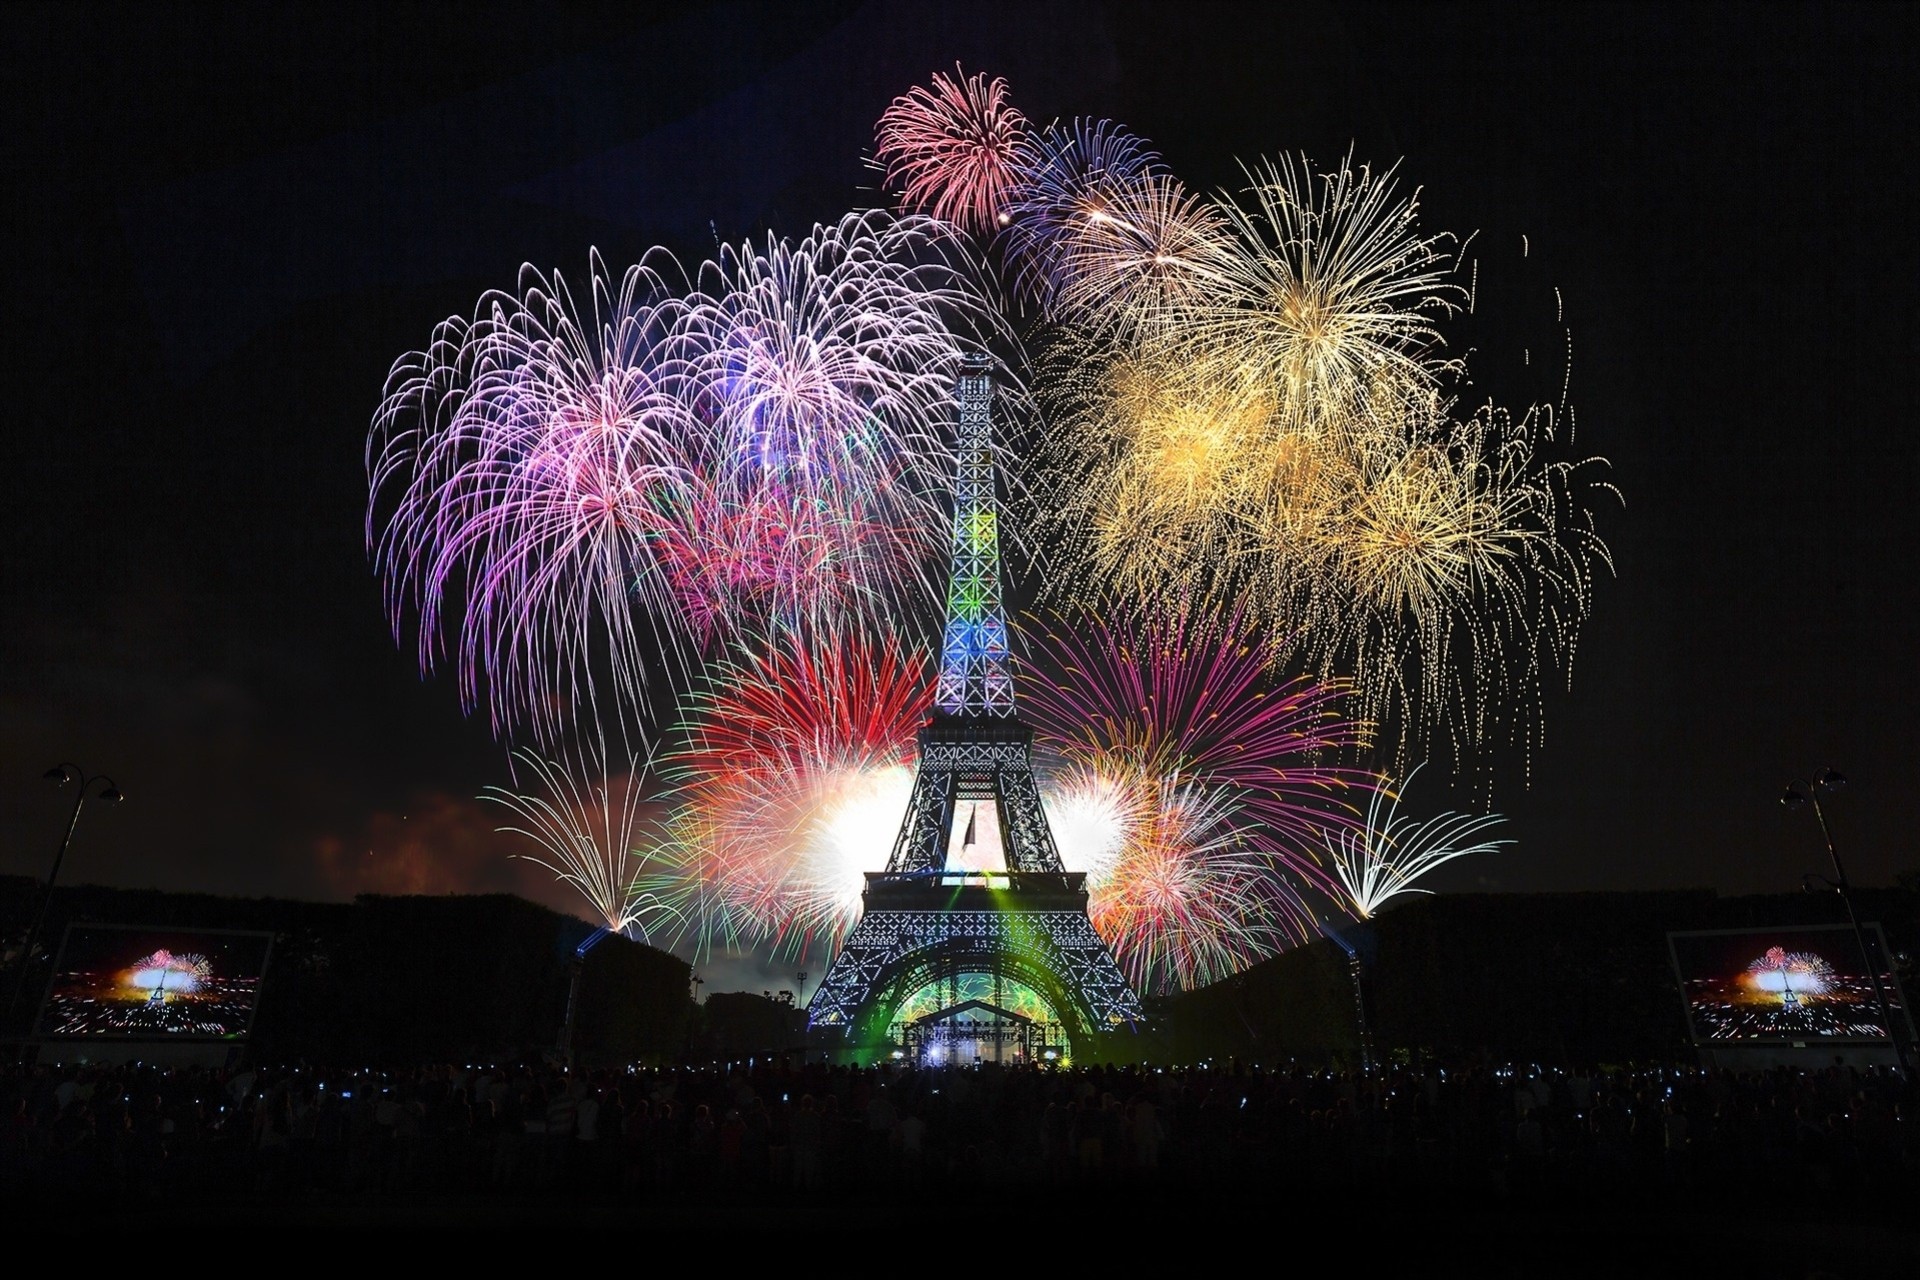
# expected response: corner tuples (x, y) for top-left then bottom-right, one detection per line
(807, 355), (1144, 1056)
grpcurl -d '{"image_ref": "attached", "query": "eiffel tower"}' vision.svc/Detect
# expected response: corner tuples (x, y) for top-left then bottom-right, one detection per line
(806, 354), (1144, 1060)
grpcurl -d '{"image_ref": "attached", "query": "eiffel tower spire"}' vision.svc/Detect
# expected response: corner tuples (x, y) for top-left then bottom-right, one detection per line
(936, 353), (1014, 716)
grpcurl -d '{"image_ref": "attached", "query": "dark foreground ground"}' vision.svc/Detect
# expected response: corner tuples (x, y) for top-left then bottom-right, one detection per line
(36, 1183), (1920, 1274)
(8, 1056), (1916, 1270)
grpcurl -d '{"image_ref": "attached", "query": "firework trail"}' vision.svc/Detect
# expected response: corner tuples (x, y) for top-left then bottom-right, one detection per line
(1323, 762), (1511, 920)
(1023, 605), (1378, 991)
(482, 741), (678, 937)
(651, 628), (933, 960)
(875, 65), (1029, 237)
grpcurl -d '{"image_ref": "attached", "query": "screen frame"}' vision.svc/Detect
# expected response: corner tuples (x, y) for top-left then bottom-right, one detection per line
(35, 922), (277, 1043)
(1666, 921), (1913, 1047)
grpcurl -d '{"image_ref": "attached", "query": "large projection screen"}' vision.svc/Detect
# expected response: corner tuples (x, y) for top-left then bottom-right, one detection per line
(35, 924), (274, 1041)
(1667, 923), (1912, 1045)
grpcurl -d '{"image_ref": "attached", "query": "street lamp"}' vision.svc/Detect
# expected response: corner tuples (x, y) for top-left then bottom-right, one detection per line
(1781, 769), (1911, 1076)
(8, 764), (123, 1023)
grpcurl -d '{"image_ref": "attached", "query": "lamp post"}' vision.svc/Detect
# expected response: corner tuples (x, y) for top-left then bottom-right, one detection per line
(559, 926), (612, 1070)
(8, 764), (123, 1024)
(1781, 769), (1911, 1076)
(793, 970), (808, 1064)
(1348, 951), (1375, 1075)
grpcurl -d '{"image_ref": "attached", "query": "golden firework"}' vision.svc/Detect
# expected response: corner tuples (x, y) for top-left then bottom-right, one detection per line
(1028, 151), (1616, 770)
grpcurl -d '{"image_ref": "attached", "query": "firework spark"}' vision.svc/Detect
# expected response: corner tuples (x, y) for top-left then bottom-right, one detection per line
(673, 211), (1006, 636)
(1000, 119), (1158, 305)
(1195, 153), (1461, 429)
(1323, 763), (1511, 920)
(1028, 153), (1617, 768)
(1095, 776), (1315, 992)
(875, 66), (1029, 236)
(1040, 172), (1238, 339)
(1025, 605), (1374, 851)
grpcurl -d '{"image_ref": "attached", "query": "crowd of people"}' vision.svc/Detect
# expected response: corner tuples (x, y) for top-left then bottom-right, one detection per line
(3, 1052), (1915, 1222)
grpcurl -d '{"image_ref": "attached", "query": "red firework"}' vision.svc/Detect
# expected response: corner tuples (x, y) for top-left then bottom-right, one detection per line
(659, 628), (934, 957)
(875, 66), (1030, 236)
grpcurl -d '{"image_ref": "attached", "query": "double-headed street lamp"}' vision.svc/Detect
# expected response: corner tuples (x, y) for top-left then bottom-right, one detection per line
(1780, 769), (1910, 1076)
(8, 765), (123, 1023)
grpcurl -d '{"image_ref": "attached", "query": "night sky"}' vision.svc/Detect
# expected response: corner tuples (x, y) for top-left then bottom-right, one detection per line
(6, 3), (1916, 988)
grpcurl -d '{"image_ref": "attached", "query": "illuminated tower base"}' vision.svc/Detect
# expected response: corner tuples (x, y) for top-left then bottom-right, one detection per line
(806, 358), (1143, 1061)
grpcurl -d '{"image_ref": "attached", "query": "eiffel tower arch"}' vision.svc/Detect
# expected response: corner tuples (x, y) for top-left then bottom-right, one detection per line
(807, 355), (1144, 1063)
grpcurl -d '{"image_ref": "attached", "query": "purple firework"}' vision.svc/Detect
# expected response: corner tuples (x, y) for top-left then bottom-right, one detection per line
(1001, 117), (1161, 310)
(368, 251), (698, 744)
(672, 210), (1004, 639)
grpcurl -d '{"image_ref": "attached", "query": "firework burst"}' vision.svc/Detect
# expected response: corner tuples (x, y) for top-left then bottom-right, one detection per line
(875, 66), (1030, 236)
(1323, 763), (1511, 920)
(1305, 395), (1618, 764)
(1193, 153), (1461, 430)
(673, 209), (1003, 638)
(1747, 947), (1837, 998)
(1023, 605), (1377, 990)
(482, 742), (678, 937)
(370, 213), (1005, 747)
(1025, 605), (1374, 848)
(1027, 152), (1617, 770)
(656, 628), (932, 959)
(368, 251), (697, 744)
(1039, 172), (1238, 340)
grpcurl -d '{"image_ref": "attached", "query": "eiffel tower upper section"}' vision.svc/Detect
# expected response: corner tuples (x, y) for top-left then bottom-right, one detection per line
(882, 354), (1066, 877)
(935, 353), (1015, 718)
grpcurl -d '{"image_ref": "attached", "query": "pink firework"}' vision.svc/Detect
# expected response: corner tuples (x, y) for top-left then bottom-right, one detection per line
(1025, 604), (1376, 855)
(369, 214), (1003, 746)
(875, 66), (1030, 236)
(1088, 775), (1314, 992)
(1025, 605), (1380, 989)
